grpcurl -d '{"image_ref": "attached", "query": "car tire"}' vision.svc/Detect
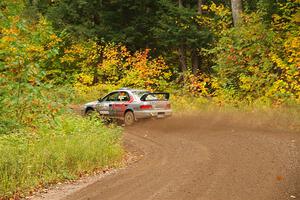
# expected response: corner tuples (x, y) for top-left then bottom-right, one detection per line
(124, 111), (135, 126)
(85, 108), (95, 116)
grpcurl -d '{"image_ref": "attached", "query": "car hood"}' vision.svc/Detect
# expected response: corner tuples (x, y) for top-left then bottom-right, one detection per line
(84, 101), (99, 108)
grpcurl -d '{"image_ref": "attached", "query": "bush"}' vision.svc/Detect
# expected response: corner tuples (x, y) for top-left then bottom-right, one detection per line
(0, 4), (124, 199)
(0, 1), (63, 134)
(0, 114), (123, 198)
(60, 42), (173, 92)
(210, 10), (299, 104)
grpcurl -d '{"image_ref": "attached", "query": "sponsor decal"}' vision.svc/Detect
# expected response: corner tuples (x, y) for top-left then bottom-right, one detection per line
(99, 110), (109, 115)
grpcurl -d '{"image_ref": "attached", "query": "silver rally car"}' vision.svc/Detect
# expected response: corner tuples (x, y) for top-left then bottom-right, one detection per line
(83, 88), (172, 125)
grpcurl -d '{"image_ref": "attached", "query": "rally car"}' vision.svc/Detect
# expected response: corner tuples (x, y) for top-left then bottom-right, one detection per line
(83, 88), (172, 125)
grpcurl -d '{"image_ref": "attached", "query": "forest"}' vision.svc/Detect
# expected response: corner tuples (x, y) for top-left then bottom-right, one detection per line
(0, 0), (299, 199)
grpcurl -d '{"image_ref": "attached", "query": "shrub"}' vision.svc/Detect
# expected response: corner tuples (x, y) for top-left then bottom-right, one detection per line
(61, 42), (172, 92)
(0, 3), (124, 199)
(0, 1), (62, 134)
(210, 11), (299, 104)
(0, 114), (123, 198)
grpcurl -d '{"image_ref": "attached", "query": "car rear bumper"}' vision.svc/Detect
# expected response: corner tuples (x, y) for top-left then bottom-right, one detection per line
(134, 109), (172, 119)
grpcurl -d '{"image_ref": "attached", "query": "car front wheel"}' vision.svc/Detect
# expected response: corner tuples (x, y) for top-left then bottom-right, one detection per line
(85, 108), (95, 116)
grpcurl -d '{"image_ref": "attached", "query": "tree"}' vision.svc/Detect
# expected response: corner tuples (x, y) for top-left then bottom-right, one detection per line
(191, 0), (203, 75)
(178, 0), (188, 73)
(231, 0), (242, 26)
(153, 0), (212, 76)
(28, 0), (161, 51)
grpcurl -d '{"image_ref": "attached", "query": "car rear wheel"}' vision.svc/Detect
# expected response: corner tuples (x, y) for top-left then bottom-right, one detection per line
(124, 111), (135, 126)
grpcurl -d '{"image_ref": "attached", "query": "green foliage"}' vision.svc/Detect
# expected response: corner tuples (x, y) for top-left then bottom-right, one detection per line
(211, 14), (278, 101)
(0, 114), (123, 198)
(0, 3), (123, 199)
(0, 1), (63, 133)
(154, 0), (212, 50)
(210, 7), (300, 104)
(32, 0), (161, 51)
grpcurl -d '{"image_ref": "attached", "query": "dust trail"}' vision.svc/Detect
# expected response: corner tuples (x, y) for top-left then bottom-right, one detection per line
(132, 111), (300, 134)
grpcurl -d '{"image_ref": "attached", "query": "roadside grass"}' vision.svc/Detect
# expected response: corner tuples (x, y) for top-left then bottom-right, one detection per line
(0, 114), (123, 199)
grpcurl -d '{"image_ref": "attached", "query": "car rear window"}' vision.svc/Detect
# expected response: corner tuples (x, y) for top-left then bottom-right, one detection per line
(132, 91), (149, 99)
(141, 93), (169, 101)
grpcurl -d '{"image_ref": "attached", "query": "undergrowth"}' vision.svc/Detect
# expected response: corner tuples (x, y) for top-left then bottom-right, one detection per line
(0, 114), (123, 199)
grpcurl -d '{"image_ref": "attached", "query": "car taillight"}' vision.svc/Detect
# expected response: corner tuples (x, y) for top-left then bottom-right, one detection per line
(140, 105), (153, 110)
(166, 103), (171, 109)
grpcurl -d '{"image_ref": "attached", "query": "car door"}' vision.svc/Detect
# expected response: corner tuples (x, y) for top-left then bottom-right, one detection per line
(97, 92), (119, 116)
(113, 92), (131, 117)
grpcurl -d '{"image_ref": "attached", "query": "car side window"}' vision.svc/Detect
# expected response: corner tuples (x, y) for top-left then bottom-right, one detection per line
(145, 94), (158, 101)
(104, 92), (119, 102)
(118, 92), (130, 102)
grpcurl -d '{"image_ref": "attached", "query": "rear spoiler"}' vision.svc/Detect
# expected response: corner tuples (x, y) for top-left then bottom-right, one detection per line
(140, 92), (170, 101)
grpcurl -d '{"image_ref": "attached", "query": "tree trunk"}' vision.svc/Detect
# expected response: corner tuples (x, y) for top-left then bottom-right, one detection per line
(178, 0), (183, 8)
(178, 0), (187, 73)
(178, 46), (187, 72)
(190, 0), (203, 75)
(191, 50), (199, 75)
(197, 0), (203, 14)
(92, 43), (104, 85)
(231, 0), (242, 26)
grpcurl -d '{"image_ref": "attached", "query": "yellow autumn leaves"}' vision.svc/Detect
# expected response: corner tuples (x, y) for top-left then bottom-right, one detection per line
(60, 41), (172, 92)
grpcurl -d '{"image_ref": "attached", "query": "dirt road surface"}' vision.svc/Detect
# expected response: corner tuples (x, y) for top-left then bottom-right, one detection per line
(64, 113), (299, 200)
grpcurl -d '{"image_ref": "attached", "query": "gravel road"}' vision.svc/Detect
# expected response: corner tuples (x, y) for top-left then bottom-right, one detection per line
(63, 113), (299, 200)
